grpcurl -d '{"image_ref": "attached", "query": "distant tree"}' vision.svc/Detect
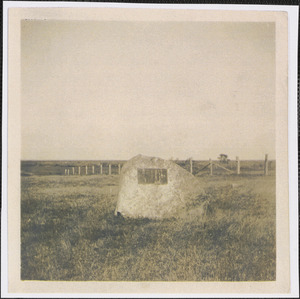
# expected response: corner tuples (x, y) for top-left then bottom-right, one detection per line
(218, 154), (229, 164)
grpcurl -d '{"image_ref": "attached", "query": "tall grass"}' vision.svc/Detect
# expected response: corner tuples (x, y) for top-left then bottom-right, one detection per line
(21, 174), (275, 281)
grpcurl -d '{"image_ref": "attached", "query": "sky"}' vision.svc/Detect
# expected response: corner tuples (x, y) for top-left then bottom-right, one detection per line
(21, 21), (275, 160)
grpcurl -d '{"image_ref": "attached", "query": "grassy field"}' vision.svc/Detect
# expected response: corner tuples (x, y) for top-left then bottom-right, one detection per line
(21, 166), (276, 281)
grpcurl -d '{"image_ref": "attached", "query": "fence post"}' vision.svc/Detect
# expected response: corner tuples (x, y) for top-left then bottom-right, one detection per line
(65, 169), (67, 175)
(92, 165), (95, 175)
(78, 166), (81, 175)
(118, 164), (121, 175)
(236, 156), (240, 175)
(72, 167), (75, 175)
(109, 164), (111, 175)
(100, 164), (103, 175)
(85, 165), (88, 175)
(67, 169), (70, 176)
(264, 154), (268, 176)
(190, 158), (193, 174)
(209, 159), (213, 176)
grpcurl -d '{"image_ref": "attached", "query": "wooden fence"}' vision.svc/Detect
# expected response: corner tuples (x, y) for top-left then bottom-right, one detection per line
(186, 154), (272, 176)
(63, 154), (272, 176)
(64, 163), (123, 176)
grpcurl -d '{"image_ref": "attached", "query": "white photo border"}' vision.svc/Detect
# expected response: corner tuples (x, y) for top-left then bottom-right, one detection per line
(1, 1), (298, 298)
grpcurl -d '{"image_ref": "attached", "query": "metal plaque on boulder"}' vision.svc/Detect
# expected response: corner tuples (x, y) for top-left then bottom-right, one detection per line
(137, 168), (168, 185)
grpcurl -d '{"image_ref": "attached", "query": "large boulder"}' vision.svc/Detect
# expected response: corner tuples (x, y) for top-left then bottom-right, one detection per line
(114, 155), (203, 219)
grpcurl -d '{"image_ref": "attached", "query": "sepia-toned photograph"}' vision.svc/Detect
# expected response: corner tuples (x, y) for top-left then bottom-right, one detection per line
(3, 4), (295, 296)
(21, 19), (277, 282)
